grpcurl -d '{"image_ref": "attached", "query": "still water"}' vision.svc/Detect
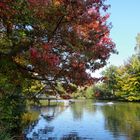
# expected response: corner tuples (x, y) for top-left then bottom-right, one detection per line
(26, 100), (140, 140)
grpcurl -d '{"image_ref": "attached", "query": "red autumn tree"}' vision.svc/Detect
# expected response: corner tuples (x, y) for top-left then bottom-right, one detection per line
(0, 0), (116, 94)
(0, 1), (117, 137)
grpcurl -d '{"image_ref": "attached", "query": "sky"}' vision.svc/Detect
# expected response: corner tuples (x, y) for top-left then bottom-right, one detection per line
(108, 0), (140, 66)
(92, 0), (140, 77)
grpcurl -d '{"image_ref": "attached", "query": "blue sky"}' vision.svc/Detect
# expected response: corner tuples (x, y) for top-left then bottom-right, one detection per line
(107, 0), (140, 66)
(92, 0), (140, 77)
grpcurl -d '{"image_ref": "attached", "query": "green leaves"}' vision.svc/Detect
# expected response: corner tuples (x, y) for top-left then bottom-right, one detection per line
(99, 54), (140, 101)
(0, 130), (14, 140)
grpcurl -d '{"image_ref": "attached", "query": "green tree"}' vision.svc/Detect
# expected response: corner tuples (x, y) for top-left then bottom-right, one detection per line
(116, 56), (140, 101)
(99, 34), (140, 101)
(99, 65), (118, 99)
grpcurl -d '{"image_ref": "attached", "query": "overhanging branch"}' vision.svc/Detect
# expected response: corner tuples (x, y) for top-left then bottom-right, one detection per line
(48, 15), (65, 42)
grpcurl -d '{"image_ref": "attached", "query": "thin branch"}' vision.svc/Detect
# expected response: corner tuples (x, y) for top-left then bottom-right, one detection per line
(48, 15), (65, 42)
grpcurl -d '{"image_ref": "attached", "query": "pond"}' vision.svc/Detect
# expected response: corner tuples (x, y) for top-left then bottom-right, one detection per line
(25, 100), (140, 140)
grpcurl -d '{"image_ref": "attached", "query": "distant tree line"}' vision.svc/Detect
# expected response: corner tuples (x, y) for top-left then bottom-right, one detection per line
(94, 34), (140, 101)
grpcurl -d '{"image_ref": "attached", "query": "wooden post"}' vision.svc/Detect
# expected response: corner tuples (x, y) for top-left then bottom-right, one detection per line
(48, 99), (51, 106)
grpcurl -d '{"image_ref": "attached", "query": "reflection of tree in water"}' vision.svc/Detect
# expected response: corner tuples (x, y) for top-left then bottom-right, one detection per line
(70, 101), (84, 120)
(70, 100), (97, 120)
(61, 132), (81, 140)
(41, 105), (65, 115)
(26, 105), (68, 139)
(31, 126), (54, 140)
(30, 131), (93, 140)
(61, 132), (92, 140)
(83, 100), (97, 115)
(101, 103), (140, 139)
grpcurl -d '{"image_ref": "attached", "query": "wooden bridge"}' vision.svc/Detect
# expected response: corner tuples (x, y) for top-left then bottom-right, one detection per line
(31, 86), (60, 105)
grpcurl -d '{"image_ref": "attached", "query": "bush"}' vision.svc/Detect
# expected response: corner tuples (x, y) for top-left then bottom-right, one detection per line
(0, 129), (14, 140)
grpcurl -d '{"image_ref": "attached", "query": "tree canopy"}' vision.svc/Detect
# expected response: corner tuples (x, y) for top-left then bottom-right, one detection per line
(0, 0), (116, 94)
(0, 1), (118, 138)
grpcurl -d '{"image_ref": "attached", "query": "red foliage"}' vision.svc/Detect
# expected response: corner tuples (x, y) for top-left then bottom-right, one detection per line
(1, 0), (116, 92)
(60, 95), (71, 99)
(30, 48), (38, 59)
(95, 92), (100, 97)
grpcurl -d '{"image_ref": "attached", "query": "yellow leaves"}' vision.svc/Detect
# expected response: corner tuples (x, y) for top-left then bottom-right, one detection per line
(0, 34), (13, 52)
(120, 75), (137, 92)
(23, 80), (44, 94)
(103, 57), (140, 101)
(22, 111), (39, 126)
(127, 96), (140, 101)
(53, 0), (63, 6)
(13, 54), (29, 66)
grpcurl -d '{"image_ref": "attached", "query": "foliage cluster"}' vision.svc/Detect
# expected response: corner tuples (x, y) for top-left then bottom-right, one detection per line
(0, 0), (115, 138)
(95, 34), (140, 101)
(71, 86), (94, 99)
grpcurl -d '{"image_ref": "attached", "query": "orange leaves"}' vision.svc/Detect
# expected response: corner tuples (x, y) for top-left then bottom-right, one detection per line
(71, 58), (85, 70)
(43, 44), (50, 51)
(53, 0), (64, 6)
(88, 21), (99, 29)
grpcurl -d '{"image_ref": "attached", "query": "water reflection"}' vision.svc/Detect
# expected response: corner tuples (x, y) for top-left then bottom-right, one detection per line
(61, 132), (93, 140)
(26, 100), (140, 140)
(101, 102), (140, 140)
